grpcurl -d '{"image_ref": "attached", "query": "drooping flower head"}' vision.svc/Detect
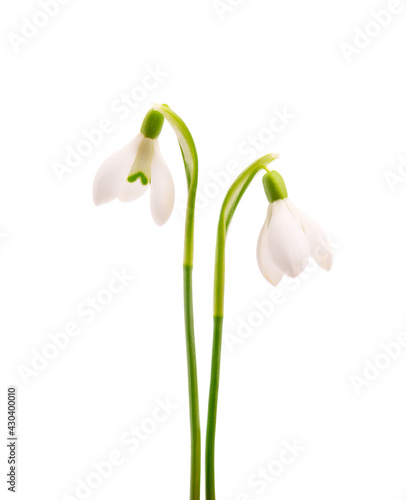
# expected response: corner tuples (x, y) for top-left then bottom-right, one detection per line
(93, 109), (175, 226)
(257, 170), (333, 285)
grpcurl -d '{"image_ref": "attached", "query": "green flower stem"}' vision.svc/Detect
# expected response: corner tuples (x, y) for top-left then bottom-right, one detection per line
(206, 154), (279, 500)
(153, 104), (201, 500)
(184, 263), (200, 499)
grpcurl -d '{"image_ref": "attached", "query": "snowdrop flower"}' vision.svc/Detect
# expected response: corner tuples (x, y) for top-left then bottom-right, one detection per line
(92, 109), (175, 226)
(257, 171), (333, 285)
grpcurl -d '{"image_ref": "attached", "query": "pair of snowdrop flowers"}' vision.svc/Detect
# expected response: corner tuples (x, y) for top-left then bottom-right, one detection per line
(93, 110), (333, 282)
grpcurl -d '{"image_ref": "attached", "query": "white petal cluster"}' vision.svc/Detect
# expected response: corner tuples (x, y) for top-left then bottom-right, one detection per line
(92, 133), (175, 226)
(257, 198), (333, 285)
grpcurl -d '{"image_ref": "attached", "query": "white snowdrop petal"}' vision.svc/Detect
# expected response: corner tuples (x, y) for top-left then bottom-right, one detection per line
(284, 198), (333, 271)
(256, 205), (284, 286)
(267, 199), (310, 278)
(117, 179), (149, 202)
(92, 134), (144, 206)
(150, 142), (175, 226)
(282, 197), (303, 227)
(117, 136), (155, 202)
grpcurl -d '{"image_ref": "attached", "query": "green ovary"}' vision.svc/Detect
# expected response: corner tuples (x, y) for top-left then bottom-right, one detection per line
(262, 170), (288, 203)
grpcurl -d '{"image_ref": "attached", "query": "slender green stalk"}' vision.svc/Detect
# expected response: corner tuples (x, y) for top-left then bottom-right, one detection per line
(205, 154), (279, 500)
(183, 164), (200, 500)
(154, 104), (201, 500)
(184, 263), (200, 500)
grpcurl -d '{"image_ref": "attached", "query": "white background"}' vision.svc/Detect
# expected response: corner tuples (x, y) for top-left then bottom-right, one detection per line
(1, 1), (406, 499)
